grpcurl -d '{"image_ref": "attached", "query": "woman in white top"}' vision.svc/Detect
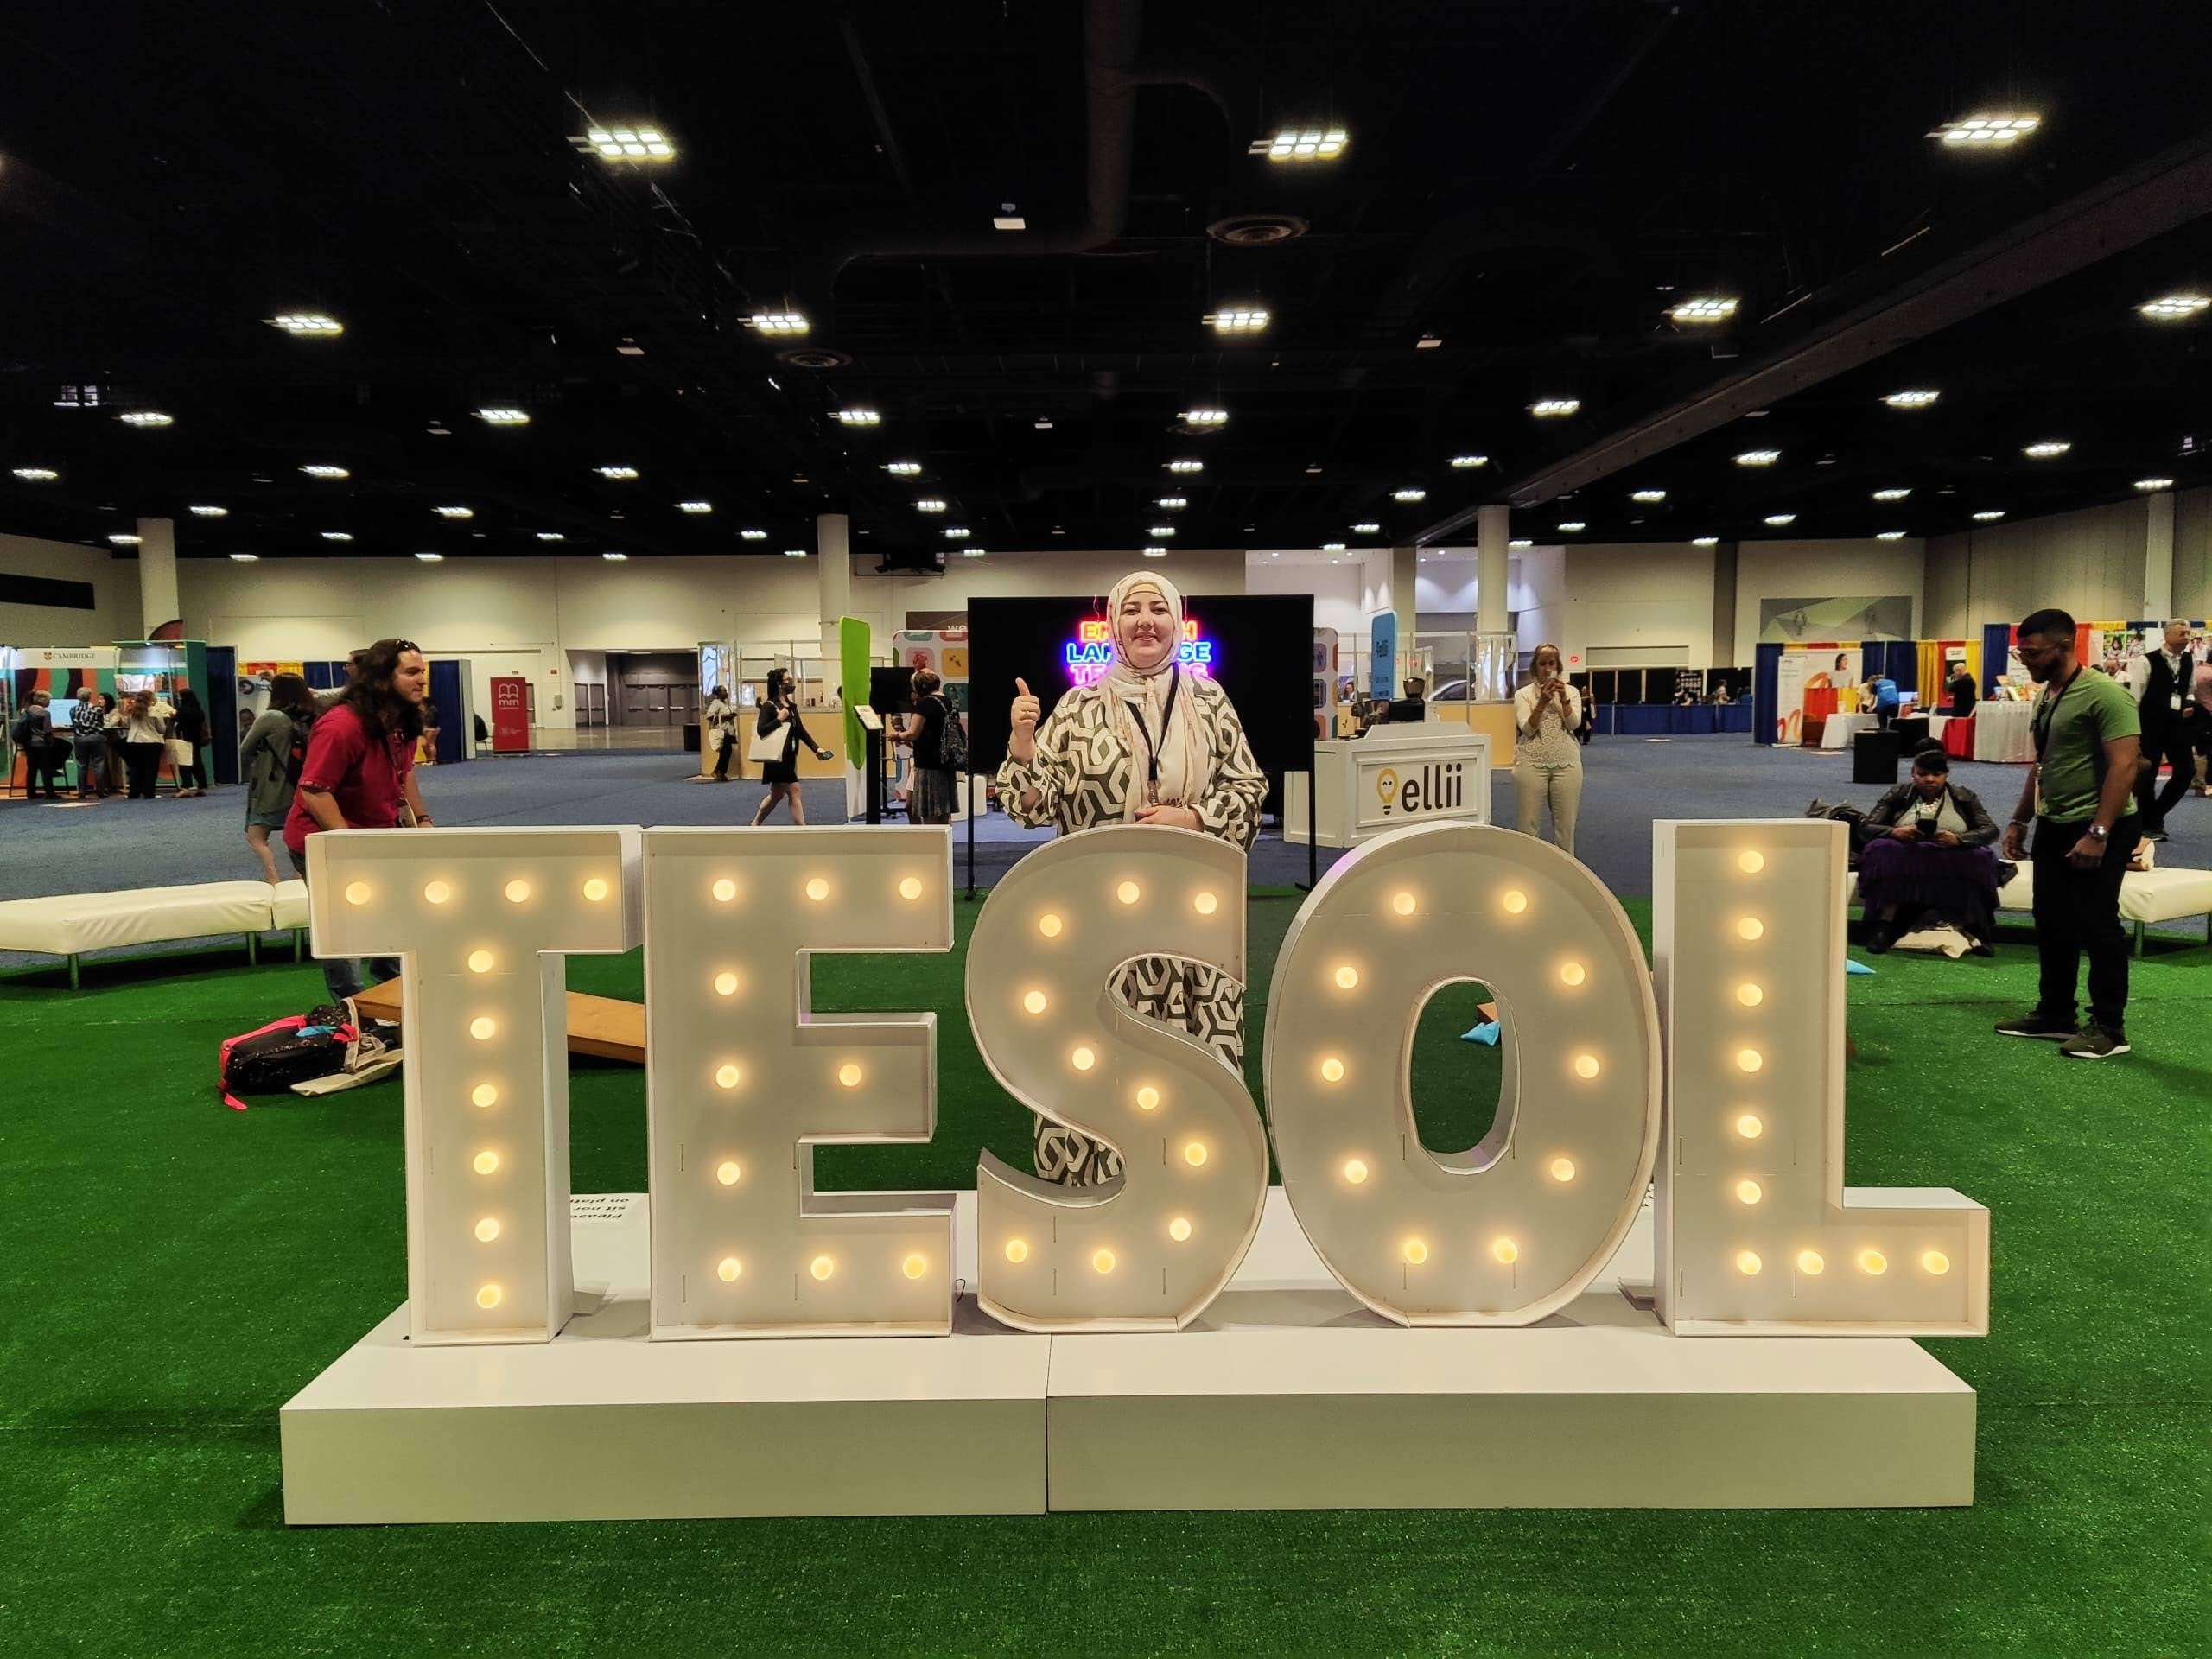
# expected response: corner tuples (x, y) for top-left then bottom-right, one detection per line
(1511, 642), (1584, 857)
(110, 688), (175, 800)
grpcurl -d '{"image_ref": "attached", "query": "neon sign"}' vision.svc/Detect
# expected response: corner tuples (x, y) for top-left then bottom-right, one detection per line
(1063, 617), (1215, 686)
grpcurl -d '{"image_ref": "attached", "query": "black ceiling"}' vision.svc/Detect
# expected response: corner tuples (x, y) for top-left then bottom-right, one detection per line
(1, 0), (2208, 563)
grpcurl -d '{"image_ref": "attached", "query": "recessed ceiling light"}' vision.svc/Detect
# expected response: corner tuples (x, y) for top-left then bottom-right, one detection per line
(594, 465), (639, 480)
(1157, 497), (1187, 509)
(1529, 399), (1580, 417)
(1033, 416), (1053, 429)
(1668, 296), (1738, 323)
(1691, 536), (1719, 546)
(107, 532), (142, 545)
(1876, 530), (1908, 541)
(616, 338), (644, 356)
(1764, 513), (1797, 526)
(748, 312), (809, 334)
(1929, 111), (2040, 148)
(884, 461), (923, 476)
(414, 551), (445, 562)
(1974, 510), (2006, 522)
(1147, 525), (1177, 537)
(1205, 308), (1270, 334)
(118, 410), (173, 427)
(1305, 463), (1323, 474)
(323, 531), (355, 542)
(1179, 407), (1229, 427)
(11, 467), (59, 481)
(426, 424), (451, 436)
(783, 549), (806, 557)
(1449, 455), (1489, 470)
(1351, 522), (1380, 533)
(1414, 334), (1442, 349)
(1883, 389), (1941, 409)
(962, 547), (988, 557)
(582, 124), (676, 161)
(602, 550), (628, 561)
(943, 527), (970, 539)
(677, 500), (713, 513)
(266, 312), (342, 336)
(228, 551), (259, 562)
(188, 504), (228, 517)
(2023, 440), (2071, 459)
(2137, 294), (2209, 322)
(475, 406), (530, 425)
(993, 208), (1027, 232)
(434, 505), (474, 518)
(1166, 458), (1204, 473)
(1872, 487), (1912, 501)
(1734, 449), (1781, 467)
(1557, 521), (1586, 533)
(1392, 488), (1427, 502)
(1509, 538), (1533, 549)
(739, 529), (766, 539)
(1630, 488), (1667, 503)
(2134, 476), (2176, 492)
(1252, 127), (1347, 162)
(833, 407), (880, 426)
(301, 464), (350, 479)
(1142, 546), (1169, 558)
(1321, 542), (1346, 550)
(914, 498), (947, 512)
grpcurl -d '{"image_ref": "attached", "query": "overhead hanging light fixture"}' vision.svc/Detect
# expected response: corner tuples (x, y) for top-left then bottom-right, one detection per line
(266, 312), (343, 336)
(578, 124), (676, 162)
(1251, 127), (1347, 162)
(1529, 398), (1580, 417)
(1668, 296), (1738, 322)
(2137, 293), (2209, 322)
(1883, 389), (1941, 409)
(1929, 111), (2040, 148)
(833, 407), (881, 426)
(747, 311), (810, 335)
(1205, 308), (1271, 334)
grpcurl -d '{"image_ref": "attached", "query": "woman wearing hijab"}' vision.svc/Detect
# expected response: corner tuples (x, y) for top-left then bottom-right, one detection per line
(995, 570), (1268, 1187)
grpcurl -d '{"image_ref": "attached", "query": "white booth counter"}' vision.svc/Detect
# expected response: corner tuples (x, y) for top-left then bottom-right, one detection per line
(1286, 728), (1494, 848)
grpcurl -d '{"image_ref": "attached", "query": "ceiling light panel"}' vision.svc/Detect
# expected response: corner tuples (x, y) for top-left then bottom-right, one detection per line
(434, 505), (474, 518)
(2134, 477), (2176, 492)
(322, 531), (354, 542)
(1147, 525), (1177, 537)
(1764, 513), (1797, 526)
(749, 312), (810, 334)
(1876, 531), (1907, 541)
(2137, 294), (2209, 321)
(1529, 399), (1580, 417)
(1351, 522), (1380, 533)
(1166, 459), (1204, 474)
(188, 505), (228, 517)
(595, 465), (639, 480)
(1392, 488), (1427, 502)
(1630, 489), (1667, 503)
(1179, 407), (1229, 427)
(119, 410), (173, 427)
(833, 408), (881, 426)
(1883, 389), (1941, 409)
(1450, 455), (1488, 469)
(475, 406), (530, 425)
(740, 529), (767, 539)
(1872, 487), (1911, 501)
(1734, 449), (1781, 467)
(1669, 296), (1738, 322)
(1557, 521), (1586, 532)
(12, 467), (59, 481)
(2023, 441), (2071, 459)
(677, 500), (713, 513)
(301, 464), (350, 479)
(1929, 112), (2040, 147)
(1156, 497), (1187, 509)
(1252, 128), (1347, 162)
(583, 124), (675, 160)
(267, 312), (343, 336)
(1974, 511), (2006, 522)
(884, 461), (923, 476)
(1206, 308), (1270, 334)
(914, 499), (947, 512)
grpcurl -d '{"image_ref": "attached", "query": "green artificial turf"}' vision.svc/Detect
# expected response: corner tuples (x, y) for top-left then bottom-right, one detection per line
(1, 896), (2205, 1656)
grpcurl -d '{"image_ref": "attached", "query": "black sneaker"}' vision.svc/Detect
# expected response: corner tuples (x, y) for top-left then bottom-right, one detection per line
(1995, 1010), (2077, 1040)
(2060, 1025), (2130, 1059)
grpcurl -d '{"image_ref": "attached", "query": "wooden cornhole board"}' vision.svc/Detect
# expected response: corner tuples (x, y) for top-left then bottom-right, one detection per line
(352, 978), (645, 1065)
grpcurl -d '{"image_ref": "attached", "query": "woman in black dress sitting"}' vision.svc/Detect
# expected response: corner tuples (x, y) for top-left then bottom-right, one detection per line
(750, 667), (832, 826)
(1857, 745), (2005, 955)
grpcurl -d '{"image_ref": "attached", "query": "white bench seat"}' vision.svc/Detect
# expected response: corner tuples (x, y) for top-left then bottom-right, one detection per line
(1851, 864), (2212, 951)
(0, 880), (302, 987)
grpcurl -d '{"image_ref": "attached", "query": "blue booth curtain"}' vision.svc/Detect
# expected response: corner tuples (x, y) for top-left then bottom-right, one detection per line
(1980, 623), (2012, 696)
(1752, 643), (1783, 745)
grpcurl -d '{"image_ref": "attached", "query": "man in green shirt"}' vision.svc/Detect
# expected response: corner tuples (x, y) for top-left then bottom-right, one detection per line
(1996, 607), (2142, 1058)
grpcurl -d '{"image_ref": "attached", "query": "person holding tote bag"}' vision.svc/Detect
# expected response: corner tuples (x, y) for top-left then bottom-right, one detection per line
(749, 667), (831, 825)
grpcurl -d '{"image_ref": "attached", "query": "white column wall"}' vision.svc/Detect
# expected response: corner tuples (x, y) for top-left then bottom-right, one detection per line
(1476, 504), (1510, 635)
(136, 517), (179, 636)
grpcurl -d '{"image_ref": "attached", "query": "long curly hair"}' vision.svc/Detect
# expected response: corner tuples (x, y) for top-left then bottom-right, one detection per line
(334, 637), (425, 741)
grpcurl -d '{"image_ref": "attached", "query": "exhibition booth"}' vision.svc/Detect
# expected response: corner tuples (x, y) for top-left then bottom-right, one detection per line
(1284, 727), (1494, 848)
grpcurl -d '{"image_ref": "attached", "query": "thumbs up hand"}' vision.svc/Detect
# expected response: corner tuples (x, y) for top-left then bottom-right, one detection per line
(1010, 677), (1041, 763)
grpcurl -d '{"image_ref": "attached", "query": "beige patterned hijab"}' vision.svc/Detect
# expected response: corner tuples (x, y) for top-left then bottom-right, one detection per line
(1103, 570), (1212, 820)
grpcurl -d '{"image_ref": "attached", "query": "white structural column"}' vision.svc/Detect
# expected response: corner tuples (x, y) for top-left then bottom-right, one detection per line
(2143, 491), (2176, 620)
(817, 512), (852, 662)
(136, 516), (179, 637)
(1392, 544), (1419, 690)
(1476, 504), (1510, 638)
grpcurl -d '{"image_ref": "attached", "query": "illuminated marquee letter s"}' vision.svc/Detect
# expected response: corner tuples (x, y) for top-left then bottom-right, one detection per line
(969, 826), (1268, 1331)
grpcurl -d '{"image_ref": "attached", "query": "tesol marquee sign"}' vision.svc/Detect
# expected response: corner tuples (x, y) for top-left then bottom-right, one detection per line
(306, 818), (1987, 1347)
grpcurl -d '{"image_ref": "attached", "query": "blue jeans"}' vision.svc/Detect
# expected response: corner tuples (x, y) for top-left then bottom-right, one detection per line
(73, 737), (108, 794)
(288, 847), (400, 1007)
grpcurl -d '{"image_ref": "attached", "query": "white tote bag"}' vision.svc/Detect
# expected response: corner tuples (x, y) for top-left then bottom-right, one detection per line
(747, 719), (796, 764)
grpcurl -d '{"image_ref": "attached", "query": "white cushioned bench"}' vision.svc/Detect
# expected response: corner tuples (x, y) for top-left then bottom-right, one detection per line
(0, 880), (308, 987)
(1853, 865), (2212, 952)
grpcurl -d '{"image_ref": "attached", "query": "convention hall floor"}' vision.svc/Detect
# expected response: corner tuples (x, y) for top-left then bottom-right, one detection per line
(1, 733), (2204, 1654)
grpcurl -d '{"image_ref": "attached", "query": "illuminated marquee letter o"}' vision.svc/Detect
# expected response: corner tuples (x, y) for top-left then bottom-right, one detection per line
(969, 826), (1267, 1332)
(1265, 822), (1660, 1325)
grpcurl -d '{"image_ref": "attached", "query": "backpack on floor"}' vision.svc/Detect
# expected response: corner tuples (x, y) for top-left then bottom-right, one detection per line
(219, 1003), (357, 1109)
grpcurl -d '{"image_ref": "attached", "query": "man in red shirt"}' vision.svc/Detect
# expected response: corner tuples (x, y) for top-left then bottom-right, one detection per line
(284, 638), (435, 1003)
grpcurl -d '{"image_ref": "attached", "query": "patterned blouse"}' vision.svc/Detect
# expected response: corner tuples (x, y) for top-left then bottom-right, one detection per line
(993, 673), (1268, 849)
(993, 672), (1267, 1187)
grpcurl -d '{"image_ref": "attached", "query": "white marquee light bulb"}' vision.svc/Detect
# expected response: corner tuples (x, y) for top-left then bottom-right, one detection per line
(1265, 822), (1660, 1326)
(970, 826), (1267, 1332)
(1343, 1157), (1370, 1185)
(1653, 820), (1987, 1334)
(719, 1257), (742, 1282)
(344, 881), (372, 906)
(642, 824), (955, 1338)
(1549, 1157), (1576, 1183)
(308, 827), (640, 1344)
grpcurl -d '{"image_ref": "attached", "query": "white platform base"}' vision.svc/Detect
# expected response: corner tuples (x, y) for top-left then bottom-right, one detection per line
(283, 1192), (1974, 1522)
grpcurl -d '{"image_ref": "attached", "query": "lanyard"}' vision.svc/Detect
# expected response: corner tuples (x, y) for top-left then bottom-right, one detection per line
(1125, 665), (1181, 792)
(2031, 665), (2080, 761)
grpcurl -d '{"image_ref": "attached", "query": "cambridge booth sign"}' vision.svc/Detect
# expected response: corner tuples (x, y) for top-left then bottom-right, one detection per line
(285, 818), (1989, 1518)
